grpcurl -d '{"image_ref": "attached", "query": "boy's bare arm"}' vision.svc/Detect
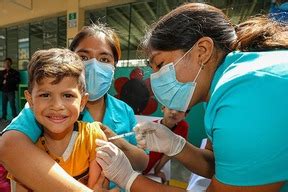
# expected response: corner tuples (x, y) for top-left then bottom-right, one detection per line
(87, 160), (103, 189)
(0, 131), (92, 192)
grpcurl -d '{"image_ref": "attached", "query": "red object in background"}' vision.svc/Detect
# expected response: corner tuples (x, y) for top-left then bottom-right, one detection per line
(114, 77), (129, 96)
(0, 164), (10, 192)
(130, 67), (144, 80)
(114, 67), (158, 115)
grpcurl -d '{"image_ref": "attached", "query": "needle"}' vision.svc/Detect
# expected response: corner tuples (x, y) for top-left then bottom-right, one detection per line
(108, 131), (135, 141)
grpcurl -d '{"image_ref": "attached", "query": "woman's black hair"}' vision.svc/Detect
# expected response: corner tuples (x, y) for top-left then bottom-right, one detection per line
(69, 23), (121, 64)
(141, 3), (237, 55)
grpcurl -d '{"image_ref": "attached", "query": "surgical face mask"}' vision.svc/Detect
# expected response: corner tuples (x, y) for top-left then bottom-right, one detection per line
(84, 58), (115, 101)
(150, 46), (203, 112)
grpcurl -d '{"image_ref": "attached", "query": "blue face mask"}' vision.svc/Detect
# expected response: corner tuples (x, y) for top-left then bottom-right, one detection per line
(84, 58), (115, 101)
(150, 47), (202, 112)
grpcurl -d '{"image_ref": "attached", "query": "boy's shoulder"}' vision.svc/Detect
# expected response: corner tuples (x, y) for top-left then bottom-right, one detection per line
(77, 121), (105, 138)
(77, 120), (101, 130)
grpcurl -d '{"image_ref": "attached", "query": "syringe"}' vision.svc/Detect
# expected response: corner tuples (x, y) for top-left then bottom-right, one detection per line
(108, 131), (135, 141)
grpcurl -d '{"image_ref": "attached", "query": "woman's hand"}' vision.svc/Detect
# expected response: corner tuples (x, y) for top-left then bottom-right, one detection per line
(95, 139), (140, 191)
(92, 171), (119, 192)
(99, 123), (117, 139)
(134, 121), (186, 156)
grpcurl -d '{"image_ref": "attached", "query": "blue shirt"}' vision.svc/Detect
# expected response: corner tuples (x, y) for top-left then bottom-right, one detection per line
(82, 94), (137, 144)
(205, 50), (288, 187)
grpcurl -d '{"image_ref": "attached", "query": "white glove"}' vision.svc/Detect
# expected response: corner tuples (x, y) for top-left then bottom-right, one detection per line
(134, 121), (186, 156)
(96, 139), (140, 191)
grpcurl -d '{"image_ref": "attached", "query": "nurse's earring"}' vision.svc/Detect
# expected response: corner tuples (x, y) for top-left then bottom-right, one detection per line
(194, 62), (205, 81)
(200, 62), (205, 70)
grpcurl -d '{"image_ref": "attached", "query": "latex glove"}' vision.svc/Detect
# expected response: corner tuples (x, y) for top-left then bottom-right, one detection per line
(96, 139), (140, 191)
(134, 121), (186, 156)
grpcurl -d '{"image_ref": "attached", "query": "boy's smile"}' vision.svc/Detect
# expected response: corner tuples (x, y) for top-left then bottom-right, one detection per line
(25, 76), (87, 139)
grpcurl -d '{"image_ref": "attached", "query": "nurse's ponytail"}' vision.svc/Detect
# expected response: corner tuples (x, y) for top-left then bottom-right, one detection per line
(235, 15), (288, 51)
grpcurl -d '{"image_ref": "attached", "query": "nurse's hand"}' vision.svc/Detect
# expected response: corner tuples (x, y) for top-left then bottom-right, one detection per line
(96, 139), (140, 191)
(134, 121), (186, 156)
(99, 123), (117, 139)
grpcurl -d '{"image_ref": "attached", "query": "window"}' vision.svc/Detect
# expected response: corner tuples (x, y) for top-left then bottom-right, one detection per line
(0, 15), (66, 70)
(0, 29), (6, 68)
(18, 24), (29, 70)
(84, 0), (270, 67)
(43, 18), (58, 49)
(30, 21), (43, 57)
(58, 16), (67, 48)
(7, 27), (18, 69)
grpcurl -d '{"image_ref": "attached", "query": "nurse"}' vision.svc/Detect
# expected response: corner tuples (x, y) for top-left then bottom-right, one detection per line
(0, 23), (148, 191)
(96, 3), (288, 192)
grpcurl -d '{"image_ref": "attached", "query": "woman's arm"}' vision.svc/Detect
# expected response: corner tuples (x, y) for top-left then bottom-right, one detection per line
(154, 155), (170, 175)
(112, 138), (148, 171)
(134, 122), (215, 178)
(175, 142), (215, 178)
(99, 124), (148, 171)
(130, 175), (185, 192)
(0, 131), (92, 192)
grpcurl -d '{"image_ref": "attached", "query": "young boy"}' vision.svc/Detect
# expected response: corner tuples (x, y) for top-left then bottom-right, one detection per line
(9, 48), (107, 191)
(142, 106), (189, 183)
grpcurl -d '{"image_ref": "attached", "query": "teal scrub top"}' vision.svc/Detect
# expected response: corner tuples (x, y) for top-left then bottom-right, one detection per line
(81, 94), (137, 145)
(205, 50), (288, 187)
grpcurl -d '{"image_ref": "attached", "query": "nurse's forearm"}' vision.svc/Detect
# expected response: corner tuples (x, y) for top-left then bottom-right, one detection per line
(99, 123), (148, 171)
(112, 138), (149, 171)
(0, 131), (92, 192)
(130, 175), (185, 192)
(175, 142), (215, 178)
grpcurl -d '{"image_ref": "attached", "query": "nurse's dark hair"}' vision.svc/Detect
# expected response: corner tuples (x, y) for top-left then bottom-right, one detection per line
(235, 15), (288, 51)
(140, 3), (237, 55)
(69, 22), (121, 64)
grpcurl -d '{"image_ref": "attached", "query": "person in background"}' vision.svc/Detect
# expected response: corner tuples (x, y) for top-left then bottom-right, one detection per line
(142, 106), (189, 184)
(0, 23), (147, 191)
(95, 3), (288, 192)
(0, 58), (20, 121)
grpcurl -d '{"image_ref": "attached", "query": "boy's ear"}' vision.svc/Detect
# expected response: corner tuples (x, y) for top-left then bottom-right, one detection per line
(24, 90), (33, 109)
(80, 93), (89, 112)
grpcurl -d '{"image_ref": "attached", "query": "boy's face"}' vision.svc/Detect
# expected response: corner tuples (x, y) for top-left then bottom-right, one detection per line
(162, 107), (186, 128)
(25, 77), (88, 139)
